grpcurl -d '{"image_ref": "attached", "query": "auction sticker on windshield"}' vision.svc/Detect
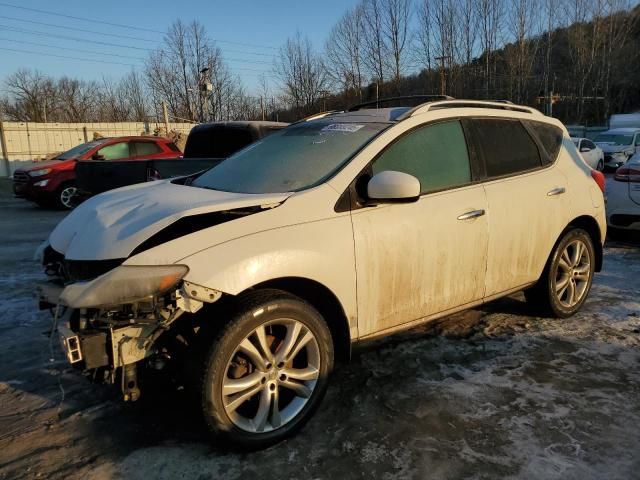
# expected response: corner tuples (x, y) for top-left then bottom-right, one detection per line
(321, 123), (365, 133)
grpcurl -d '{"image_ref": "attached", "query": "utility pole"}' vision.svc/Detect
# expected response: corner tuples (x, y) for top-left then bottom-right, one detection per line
(548, 74), (556, 117)
(162, 101), (170, 135)
(435, 55), (450, 96)
(199, 67), (212, 123)
(0, 104), (10, 177)
(376, 80), (379, 108)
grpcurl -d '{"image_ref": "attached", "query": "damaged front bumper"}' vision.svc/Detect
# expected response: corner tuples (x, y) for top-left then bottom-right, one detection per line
(36, 274), (222, 400)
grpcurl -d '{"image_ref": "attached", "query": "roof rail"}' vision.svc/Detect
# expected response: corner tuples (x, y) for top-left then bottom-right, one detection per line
(290, 110), (342, 126)
(409, 100), (543, 117)
(348, 95), (454, 112)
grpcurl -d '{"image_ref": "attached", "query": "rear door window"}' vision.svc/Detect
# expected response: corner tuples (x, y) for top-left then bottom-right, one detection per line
(96, 142), (131, 160)
(372, 120), (471, 194)
(132, 141), (162, 157)
(471, 119), (542, 177)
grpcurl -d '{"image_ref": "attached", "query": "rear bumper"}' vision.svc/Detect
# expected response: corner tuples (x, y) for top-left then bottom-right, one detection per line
(608, 214), (640, 229)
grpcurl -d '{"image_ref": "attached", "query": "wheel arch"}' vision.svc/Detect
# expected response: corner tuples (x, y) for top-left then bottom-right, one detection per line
(247, 277), (352, 364)
(566, 215), (603, 272)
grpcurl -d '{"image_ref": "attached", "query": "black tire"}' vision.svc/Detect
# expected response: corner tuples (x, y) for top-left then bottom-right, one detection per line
(200, 289), (334, 449)
(596, 159), (604, 171)
(525, 228), (595, 318)
(55, 182), (78, 210)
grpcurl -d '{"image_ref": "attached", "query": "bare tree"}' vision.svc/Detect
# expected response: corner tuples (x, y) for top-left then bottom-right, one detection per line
(381, 0), (411, 89)
(415, 0), (434, 72)
(4, 69), (57, 122)
(565, 0), (605, 122)
(119, 71), (149, 121)
(275, 32), (328, 116)
(146, 20), (235, 122)
(431, 0), (458, 95)
(476, 0), (503, 98)
(598, 0), (638, 119)
(362, 0), (388, 87)
(325, 5), (366, 100)
(504, 0), (540, 103)
(56, 77), (99, 122)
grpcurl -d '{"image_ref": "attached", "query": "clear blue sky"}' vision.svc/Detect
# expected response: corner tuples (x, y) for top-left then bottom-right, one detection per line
(0, 0), (359, 93)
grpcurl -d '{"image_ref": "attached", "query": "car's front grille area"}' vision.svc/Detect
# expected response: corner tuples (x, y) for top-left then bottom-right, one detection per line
(12, 171), (29, 185)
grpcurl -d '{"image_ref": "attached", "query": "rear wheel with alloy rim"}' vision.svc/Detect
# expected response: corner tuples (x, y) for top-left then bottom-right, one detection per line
(525, 228), (595, 318)
(200, 290), (333, 449)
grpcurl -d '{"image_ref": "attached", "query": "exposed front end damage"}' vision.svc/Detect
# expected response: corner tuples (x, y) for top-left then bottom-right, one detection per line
(38, 245), (221, 401)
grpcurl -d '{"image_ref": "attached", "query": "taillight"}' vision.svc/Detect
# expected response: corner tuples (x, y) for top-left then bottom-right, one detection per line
(591, 169), (606, 194)
(614, 165), (640, 183)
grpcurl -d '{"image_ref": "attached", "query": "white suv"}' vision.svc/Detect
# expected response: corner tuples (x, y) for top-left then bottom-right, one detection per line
(38, 98), (607, 448)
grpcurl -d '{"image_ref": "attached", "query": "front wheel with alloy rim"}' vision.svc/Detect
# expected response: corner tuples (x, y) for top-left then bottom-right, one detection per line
(200, 290), (334, 449)
(56, 183), (77, 210)
(525, 228), (595, 318)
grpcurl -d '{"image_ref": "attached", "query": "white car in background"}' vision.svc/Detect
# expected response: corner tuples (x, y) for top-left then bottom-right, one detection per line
(594, 128), (640, 169)
(607, 154), (640, 231)
(572, 137), (604, 171)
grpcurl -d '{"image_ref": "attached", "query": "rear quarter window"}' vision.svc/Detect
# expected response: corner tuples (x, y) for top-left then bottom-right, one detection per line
(526, 121), (564, 164)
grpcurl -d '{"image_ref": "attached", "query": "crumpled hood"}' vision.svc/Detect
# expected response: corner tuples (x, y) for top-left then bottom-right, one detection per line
(49, 180), (289, 260)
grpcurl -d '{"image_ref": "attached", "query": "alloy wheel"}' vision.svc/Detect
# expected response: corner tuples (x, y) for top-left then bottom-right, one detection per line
(221, 319), (321, 433)
(59, 186), (77, 209)
(553, 239), (591, 308)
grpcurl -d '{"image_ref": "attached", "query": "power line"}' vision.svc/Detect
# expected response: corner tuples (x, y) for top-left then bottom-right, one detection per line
(0, 14), (159, 43)
(0, 1), (163, 34)
(0, 24), (277, 59)
(0, 46), (138, 67)
(0, 37), (145, 61)
(0, 1), (279, 50)
(222, 56), (273, 66)
(0, 24), (150, 51)
(223, 48), (276, 58)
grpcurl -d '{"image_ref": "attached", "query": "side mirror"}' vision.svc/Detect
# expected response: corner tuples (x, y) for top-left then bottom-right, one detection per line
(92, 153), (106, 160)
(367, 170), (420, 203)
(580, 147), (591, 153)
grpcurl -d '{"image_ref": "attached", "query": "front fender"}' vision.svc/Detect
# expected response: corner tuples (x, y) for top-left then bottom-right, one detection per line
(180, 216), (358, 336)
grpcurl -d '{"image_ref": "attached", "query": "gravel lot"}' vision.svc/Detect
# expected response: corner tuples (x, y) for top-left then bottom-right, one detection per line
(0, 178), (639, 480)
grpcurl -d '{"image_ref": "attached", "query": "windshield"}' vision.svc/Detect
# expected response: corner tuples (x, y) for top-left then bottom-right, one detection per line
(57, 140), (108, 160)
(594, 133), (634, 146)
(192, 120), (389, 193)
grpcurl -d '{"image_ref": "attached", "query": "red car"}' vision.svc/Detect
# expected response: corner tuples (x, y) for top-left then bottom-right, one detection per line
(12, 136), (181, 209)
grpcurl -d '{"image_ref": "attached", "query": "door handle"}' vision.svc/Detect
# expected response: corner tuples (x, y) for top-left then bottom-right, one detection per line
(547, 187), (566, 196)
(457, 209), (485, 220)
